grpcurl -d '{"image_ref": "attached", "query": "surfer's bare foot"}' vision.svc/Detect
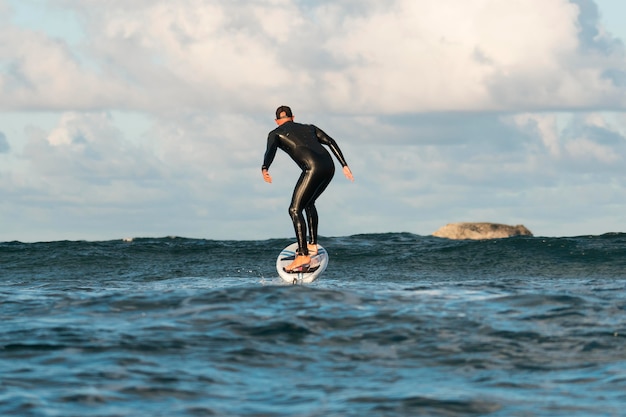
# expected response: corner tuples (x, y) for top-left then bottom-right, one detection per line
(285, 255), (311, 272)
(307, 244), (318, 255)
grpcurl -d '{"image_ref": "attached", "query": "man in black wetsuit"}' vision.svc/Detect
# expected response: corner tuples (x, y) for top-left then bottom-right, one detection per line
(262, 105), (354, 273)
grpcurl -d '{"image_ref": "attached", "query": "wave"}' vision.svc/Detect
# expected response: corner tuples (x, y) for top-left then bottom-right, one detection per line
(2, 232), (625, 283)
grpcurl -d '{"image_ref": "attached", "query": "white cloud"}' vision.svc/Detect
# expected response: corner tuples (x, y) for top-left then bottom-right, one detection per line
(322, 0), (583, 111)
(513, 113), (562, 157)
(0, 23), (133, 111)
(2, 108), (626, 241)
(2, 0), (625, 114)
(23, 112), (162, 182)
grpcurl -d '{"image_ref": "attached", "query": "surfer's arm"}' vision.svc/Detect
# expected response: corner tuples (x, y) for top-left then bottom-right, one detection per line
(314, 126), (353, 181)
(262, 133), (279, 183)
(313, 126), (349, 167)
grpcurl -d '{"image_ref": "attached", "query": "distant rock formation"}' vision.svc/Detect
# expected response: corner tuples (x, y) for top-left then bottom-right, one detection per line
(432, 222), (533, 240)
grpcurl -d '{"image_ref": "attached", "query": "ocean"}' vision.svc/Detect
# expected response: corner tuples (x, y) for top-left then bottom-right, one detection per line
(1, 233), (625, 417)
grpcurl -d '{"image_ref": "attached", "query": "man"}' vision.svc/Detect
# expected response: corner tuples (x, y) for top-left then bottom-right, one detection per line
(262, 105), (354, 273)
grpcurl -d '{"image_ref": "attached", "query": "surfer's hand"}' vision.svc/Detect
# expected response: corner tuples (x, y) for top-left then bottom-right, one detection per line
(262, 169), (272, 183)
(343, 166), (354, 182)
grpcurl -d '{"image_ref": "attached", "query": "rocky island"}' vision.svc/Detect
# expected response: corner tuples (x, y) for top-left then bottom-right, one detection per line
(432, 222), (533, 240)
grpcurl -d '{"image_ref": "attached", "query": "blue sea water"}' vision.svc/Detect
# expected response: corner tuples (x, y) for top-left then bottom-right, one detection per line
(1, 233), (626, 417)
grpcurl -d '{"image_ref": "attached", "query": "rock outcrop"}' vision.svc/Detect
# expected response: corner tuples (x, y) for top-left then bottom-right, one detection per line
(432, 222), (533, 240)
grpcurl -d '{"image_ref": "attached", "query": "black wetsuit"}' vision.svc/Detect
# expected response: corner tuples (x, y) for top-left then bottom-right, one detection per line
(262, 121), (349, 256)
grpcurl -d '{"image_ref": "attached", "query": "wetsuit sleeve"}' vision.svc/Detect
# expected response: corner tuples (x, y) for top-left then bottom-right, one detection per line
(262, 132), (279, 170)
(313, 126), (349, 167)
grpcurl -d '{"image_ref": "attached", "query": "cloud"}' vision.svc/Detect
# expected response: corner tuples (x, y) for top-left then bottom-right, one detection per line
(2, 107), (625, 240)
(2, 0), (625, 115)
(512, 111), (626, 172)
(0, 24), (133, 111)
(23, 112), (162, 182)
(3, 109), (284, 238)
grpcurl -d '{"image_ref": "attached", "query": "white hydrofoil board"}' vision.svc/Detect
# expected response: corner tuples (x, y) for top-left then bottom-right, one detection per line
(276, 242), (329, 284)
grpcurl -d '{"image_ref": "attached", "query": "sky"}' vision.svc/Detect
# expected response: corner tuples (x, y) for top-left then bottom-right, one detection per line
(1, 0), (626, 242)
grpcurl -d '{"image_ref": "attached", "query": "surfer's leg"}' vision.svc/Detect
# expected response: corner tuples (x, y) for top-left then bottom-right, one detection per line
(286, 172), (312, 271)
(305, 205), (318, 245)
(305, 204), (319, 256)
(304, 170), (333, 249)
(288, 203), (309, 257)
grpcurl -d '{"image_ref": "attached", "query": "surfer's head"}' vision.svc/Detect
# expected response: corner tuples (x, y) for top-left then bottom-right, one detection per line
(275, 105), (293, 120)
